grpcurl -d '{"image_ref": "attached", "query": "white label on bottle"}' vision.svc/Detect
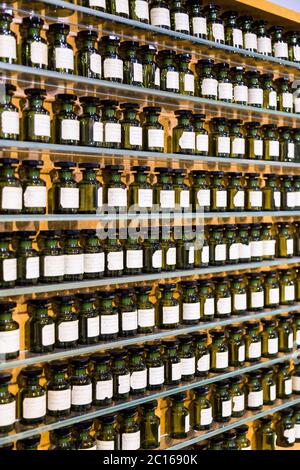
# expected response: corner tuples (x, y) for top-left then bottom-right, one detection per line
(122, 431), (140, 450)
(105, 122), (121, 143)
(284, 428), (295, 444)
(47, 389), (71, 411)
(0, 35), (16, 59)
(97, 440), (115, 450)
(148, 129), (164, 148)
(172, 362), (182, 381)
(107, 187), (127, 207)
(249, 341), (261, 358)
(283, 92), (293, 109)
(60, 187), (79, 209)
(268, 337), (279, 354)
(135, 0), (149, 20)
(294, 44), (300, 60)
(257, 36), (272, 54)
(137, 189), (153, 208)
(201, 246), (209, 264)
(23, 395), (46, 419)
(100, 314), (119, 334)
(196, 134), (209, 152)
(103, 58), (123, 80)
(3, 258), (17, 282)
(0, 401), (15, 426)
(34, 113), (51, 137)
(233, 395), (245, 412)
(188, 246), (195, 264)
(90, 52), (101, 75)
(229, 243), (240, 261)
(215, 351), (228, 369)
(185, 414), (190, 433)
(42, 324), (55, 346)
(201, 78), (218, 97)
(216, 190), (227, 207)
(58, 321), (79, 342)
(248, 390), (263, 408)
(269, 287), (279, 305)
(163, 305), (179, 324)
(31, 41), (48, 65)
(268, 91), (277, 108)
(285, 379), (292, 395)
(274, 41), (288, 58)
(179, 131), (195, 150)
(1, 110), (19, 135)
(218, 82), (233, 100)
(150, 7), (170, 27)
(2, 186), (22, 210)
(200, 407), (212, 425)
(222, 400), (232, 417)
(296, 424), (300, 440)
(296, 330), (300, 346)
(152, 250), (162, 268)
(129, 126), (142, 146)
(215, 243), (226, 261)
(248, 88), (263, 105)
(264, 240), (276, 257)
(288, 332), (294, 348)
(71, 384), (92, 405)
(217, 297), (231, 315)
(131, 370), (147, 390)
(166, 71), (179, 90)
(285, 285), (295, 301)
(133, 62), (143, 83)
(25, 257), (39, 280)
(234, 85), (248, 103)
(126, 250), (143, 269)
(0, 329), (19, 354)
(197, 354), (210, 372)
(273, 191), (281, 208)
(89, 0), (106, 6)
(197, 189), (210, 206)
(122, 310), (138, 331)
(160, 190), (175, 209)
(184, 74), (195, 93)
(87, 316), (100, 338)
(180, 190), (190, 208)
(269, 140), (280, 157)
(149, 366), (164, 385)
(84, 252), (105, 274)
(234, 293), (247, 311)
(181, 357), (195, 376)
(96, 379), (113, 400)
(233, 190), (245, 208)
(295, 96), (300, 113)
(288, 143), (295, 160)
(251, 291), (264, 308)
(192, 16), (207, 35)
(249, 190), (262, 208)
(93, 122), (103, 143)
(55, 47), (74, 70)
(212, 23), (224, 41)
(293, 376), (300, 392)
(65, 254), (84, 275)
(270, 385), (276, 401)
(253, 139), (263, 156)
(107, 251), (124, 271)
(116, 0), (129, 14)
(44, 255), (64, 277)
(238, 345), (245, 362)
(166, 247), (176, 265)
(138, 308), (155, 328)
(175, 12), (189, 31)
(232, 28), (243, 47)
(239, 243), (250, 260)
(217, 136), (230, 154)
(287, 192), (295, 208)
(204, 298), (214, 317)
(183, 302), (200, 320)
(244, 32), (257, 50)
(154, 67), (160, 86)
(24, 186), (46, 208)
(232, 138), (245, 155)
(61, 119), (79, 141)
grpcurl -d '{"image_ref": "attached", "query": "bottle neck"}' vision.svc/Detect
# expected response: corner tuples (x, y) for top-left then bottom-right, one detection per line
(82, 169), (97, 181)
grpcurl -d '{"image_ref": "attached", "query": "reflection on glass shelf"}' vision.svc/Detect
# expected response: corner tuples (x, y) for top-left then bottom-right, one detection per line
(0, 352), (297, 445)
(2, 305), (300, 370)
(160, 395), (300, 450)
(1, 257), (300, 298)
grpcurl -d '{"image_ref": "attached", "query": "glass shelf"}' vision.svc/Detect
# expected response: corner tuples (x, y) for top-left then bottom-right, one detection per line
(2, 304), (300, 370)
(1, 257), (300, 298)
(9, 0), (300, 78)
(0, 351), (297, 445)
(1, 62), (299, 121)
(0, 139), (300, 169)
(160, 395), (300, 450)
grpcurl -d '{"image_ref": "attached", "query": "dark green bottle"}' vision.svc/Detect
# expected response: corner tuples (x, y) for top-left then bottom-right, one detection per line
(130, 0), (149, 22)
(25, 298), (54, 353)
(222, 10), (243, 48)
(120, 103), (143, 150)
(96, 415), (118, 450)
(230, 376), (245, 418)
(52, 295), (79, 349)
(98, 291), (119, 340)
(49, 427), (75, 450)
(129, 165), (153, 210)
(171, 0), (190, 33)
(149, 0), (171, 29)
(111, 349), (130, 400)
(180, 280), (200, 324)
(120, 41), (143, 87)
(128, 345), (147, 395)
(104, 234), (124, 277)
(210, 329), (229, 371)
(226, 325), (245, 367)
(75, 421), (96, 450)
(162, 338), (181, 385)
(46, 360), (71, 417)
(39, 230), (64, 283)
(76, 30), (102, 79)
(261, 318), (279, 357)
(18, 366), (46, 424)
(0, 301), (19, 360)
(79, 97), (103, 147)
(78, 163), (102, 213)
(157, 283), (179, 329)
(62, 230), (84, 281)
(0, 232), (16, 288)
(19, 160), (46, 214)
(90, 353), (113, 407)
(108, 0), (129, 17)
(178, 334), (195, 381)
(261, 367), (276, 405)
(154, 168), (175, 210)
(277, 314), (294, 352)
(103, 164), (127, 210)
(13, 231), (39, 286)
(172, 110), (195, 154)
(245, 371), (263, 411)
(168, 393), (190, 439)
(139, 44), (160, 89)
(135, 285), (155, 333)
(157, 50), (179, 93)
(142, 106), (164, 152)
(275, 409), (295, 448)
(254, 416), (275, 450)
(223, 430), (238, 450)
(0, 158), (22, 213)
(117, 287), (138, 336)
(100, 35), (123, 82)
(276, 362), (292, 399)
(47, 23), (74, 74)
(0, 372), (15, 433)
(120, 408), (141, 450)
(244, 320), (262, 362)
(176, 53), (195, 96)
(75, 293), (99, 344)
(22, 88), (51, 143)
(191, 386), (212, 431)
(203, 4), (225, 43)
(0, 84), (20, 140)
(140, 400), (160, 449)
(70, 357), (92, 412)
(211, 380), (232, 423)
(49, 162), (79, 214)
(189, 0), (207, 38)
(82, 229), (105, 279)
(145, 342), (164, 390)
(0, 10), (16, 64)
(53, 93), (80, 145)
(20, 16), (48, 69)
(193, 331), (210, 376)
(16, 435), (40, 451)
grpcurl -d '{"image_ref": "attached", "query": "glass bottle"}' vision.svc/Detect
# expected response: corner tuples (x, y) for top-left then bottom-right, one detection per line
(191, 386), (213, 431)
(223, 430), (238, 450)
(189, 0), (207, 38)
(261, 318), (279, 357)
(83, 0), (107, 10)
(128, 345), (147, 395)
(261, 124), (280, 161)
(136, 285), (155, 334)
(108, 0), (129, 16)
(171, 0), (190, 34)
(111, 349), (130, 400)
(145, 342), (164, 390)
(140, 400), (160, 449)
(263, 174), (281, 211)
(0, 158), (22, 214)
(162, 338), (181, 385)
(261, 73), (277, 110)
(196, 59), (218, 100)
(13, 231), (39, 286)
(0, 301), (19, 360)
(244, 320), (262, 362)
(226, 325), (245, 367)
(62, 230), (84, 281)
(203, 4), (225, 43)
(212, 380), (232, 422)
(78, 164), (102, 214)
(157, 283), (179, 329)
(157, 50), (179, 93)
(0, 372), (15, 433)
(22, 88), (51, 144)
(129, 166), (153, 210)
(39, 230), (64, 283)
(249, 225), (264, 262)
(103, 164), (127, 210)
(173, 110), (195, 154)
(228, 120), (245, 159)
(149, 0), (171, 29)
(142, 106), (164, 152)
(255, 20), (272, 56)
(0, 84), (20, 140)
(230, 376), (245, 418)
(177, 53), (194, 96)
(225, 225), (240, 265)
(222, 10), (243, 48)
(193, 114), (209, 156)
(101, 100), (122, 149)
(277, 314), (294, 352)
(120, 41), (143, 87)
(294, 404), (300, 443)
(227, 172), (245, 211)
(76, 30), (101, 79)
(210, 171), (228, 212)
(236, 425), (251, 450)
(52, 295), (79, 349)
(120, 408), (141, 450)
(276, 78), (294, 113)
(120, 103), (143, 151)
(262, 367), (277, 405)
(277, 224), (294, 258)
(269, 25), (289, 59)
(104, 234), (124, 278)
(210, 329), (229, 372)
(75, 421), (96, 450)
(276, 362), (292, 399)
(70, 357), (92, 412)
(254, 416), (276, 450)
(19, 160), (46, 214)
(49, 427), (75, 451)
(245, 173), (263, 211)
(25, 298), (54, 353)
(209, 225), (226, 266)
(276, 409), (296, 448)
(245, 371), (263, 411)
(117, 287), (138, 336)
(279, 127), (295, 162)
(178, 334), (195, 381)
(139, 45), (159, 89)
(197, 280), (215, 321)
(293, 311), (300, 348)
(124, 234), (143, 275)
(168, 393), (190, 439)
(53, 94), (80, 145)
(0, 9), (16, 63)
(16, 436), (40, 451)
(18, 366), (46, 424)
(190, 170), (210, 211)
(47, 24), (74, 74)
(79, 97), (103, 148)
(143, 230), (162, 273)
(215, 62), (233, 103)
(214, 276), (231, 318)
(246, 70), (263, 108)
(208, 436), (224, 450)
(176, 226), (195, 269)
(180, 280), (200, 325)
(237, 224), (250, 263)
(154, 168), (175, 211)
(46, 360), (71, 417)
(96, 415), (118, 450)
(130, 0), (149, 23)
(194, 228), (209, 268)
(75, 293), (99, 344)
(209, 118), (230, 157)
(50, 162), (79, 214)
(0, 232), (16, 289)
(238, 15), (257, 51)
(286, 31), (300, 62)
(280, 269), (296, 305)
(231, 66), (248, 106)
(244, 121), (263, 160)
(100, 35), (123, 82)
(90, 352), (113, 407)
